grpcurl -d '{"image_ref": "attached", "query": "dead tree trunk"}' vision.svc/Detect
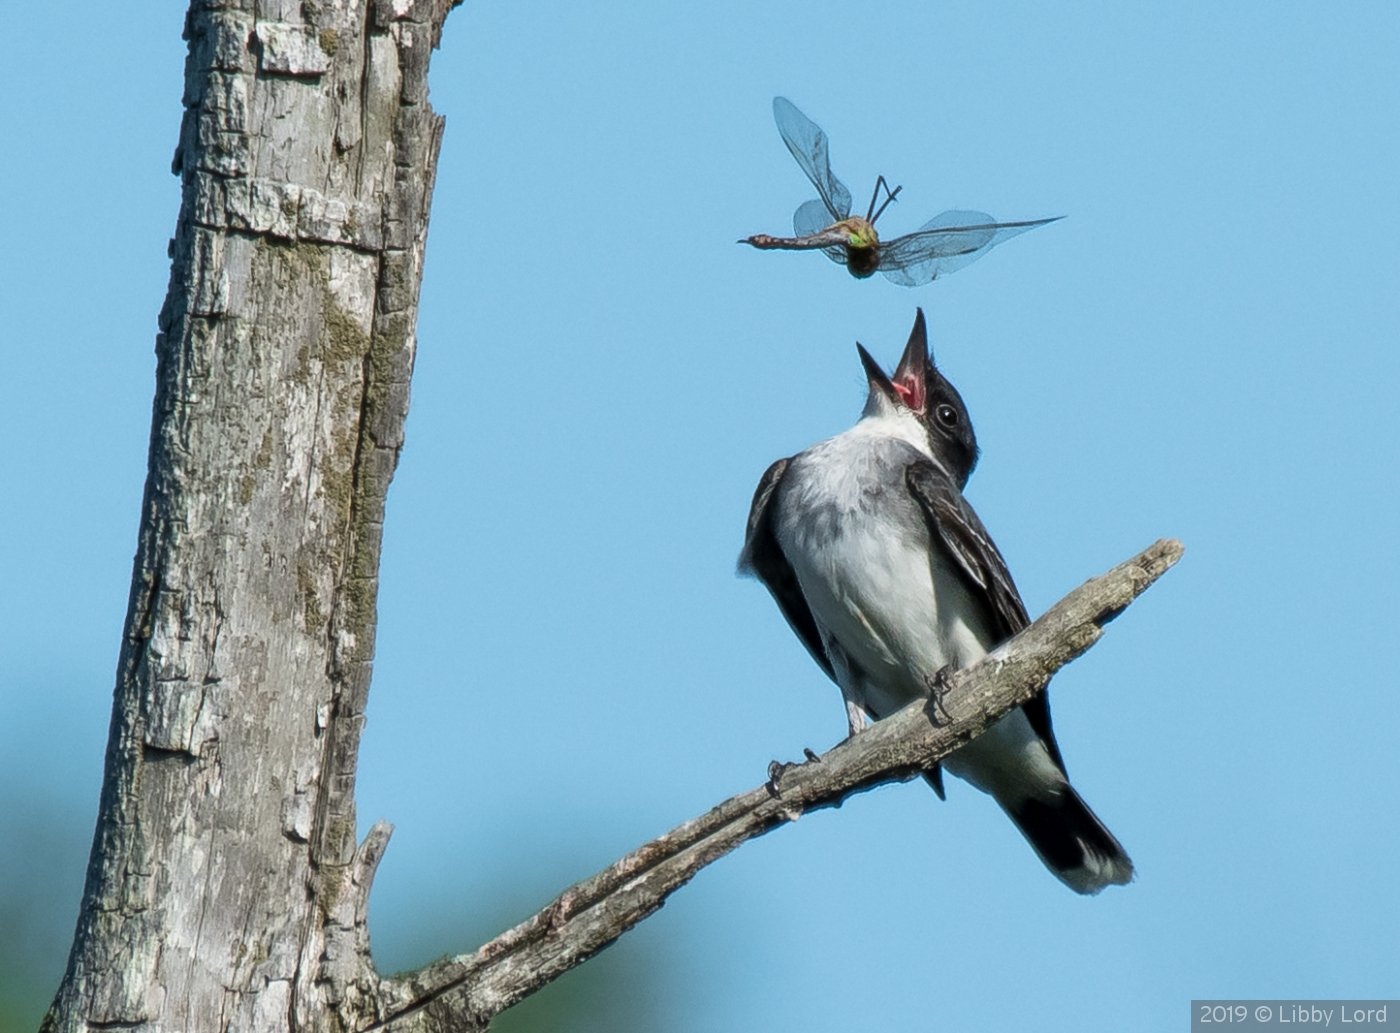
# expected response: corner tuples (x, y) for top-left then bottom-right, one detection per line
(43, 3), (1182, 1031)
(45, 2), (459, 1031)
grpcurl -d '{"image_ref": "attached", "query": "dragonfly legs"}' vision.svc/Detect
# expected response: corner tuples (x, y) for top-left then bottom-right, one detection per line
(865, 174), (903, 224)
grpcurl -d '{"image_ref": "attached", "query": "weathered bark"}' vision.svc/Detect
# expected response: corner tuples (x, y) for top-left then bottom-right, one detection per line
(45, 2), (459, 1031)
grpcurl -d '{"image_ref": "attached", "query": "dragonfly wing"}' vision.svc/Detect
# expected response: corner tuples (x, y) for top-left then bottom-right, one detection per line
(773, 97), (853, 222)
(792, 198), (833, 236)
(793, 198), (848, 265)
(879, 212), (1061, 286)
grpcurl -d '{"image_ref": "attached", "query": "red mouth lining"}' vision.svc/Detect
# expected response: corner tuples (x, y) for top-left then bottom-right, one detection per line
(894, 375), (925, 411)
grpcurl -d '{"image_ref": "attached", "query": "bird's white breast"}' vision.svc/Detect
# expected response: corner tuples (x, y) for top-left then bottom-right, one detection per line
(772, 415), (991, 717)
(771, 410), (1067, 809)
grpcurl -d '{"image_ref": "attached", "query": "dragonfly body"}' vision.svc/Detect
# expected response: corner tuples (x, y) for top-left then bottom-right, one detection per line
(746, 216), (881, 277)
(741, 97), (1059, 286)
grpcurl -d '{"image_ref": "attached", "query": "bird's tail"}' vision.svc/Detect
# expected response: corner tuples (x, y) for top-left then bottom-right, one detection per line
(1004, 785), (1134, 895)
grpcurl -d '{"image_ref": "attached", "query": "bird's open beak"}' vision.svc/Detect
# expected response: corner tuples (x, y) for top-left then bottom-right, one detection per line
(890, 309), (930, 413)
(857, 342), (901, 406)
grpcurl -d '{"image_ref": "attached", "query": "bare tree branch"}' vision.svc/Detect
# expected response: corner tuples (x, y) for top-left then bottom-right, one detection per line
(373, 537), (1184, 1032)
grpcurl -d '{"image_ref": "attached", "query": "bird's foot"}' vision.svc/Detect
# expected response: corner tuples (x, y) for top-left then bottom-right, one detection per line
(766, 749), (822, 796)
(766, 760), (795, 796)
(925, 665), (955, 725)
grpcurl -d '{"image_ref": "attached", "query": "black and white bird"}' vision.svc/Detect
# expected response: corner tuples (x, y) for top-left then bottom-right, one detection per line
(739, 309), (1132, 894)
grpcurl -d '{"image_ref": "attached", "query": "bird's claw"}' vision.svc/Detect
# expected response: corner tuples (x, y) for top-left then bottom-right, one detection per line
(767, 750), (821, 796)
(766, 759), (793, 796)
(925, 665), (955, 725)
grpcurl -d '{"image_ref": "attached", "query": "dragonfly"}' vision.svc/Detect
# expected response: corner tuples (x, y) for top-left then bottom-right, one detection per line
(741, 97), (1060, 285)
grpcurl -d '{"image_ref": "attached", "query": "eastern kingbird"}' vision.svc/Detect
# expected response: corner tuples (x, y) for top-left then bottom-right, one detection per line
(739, 310), (1133, 894)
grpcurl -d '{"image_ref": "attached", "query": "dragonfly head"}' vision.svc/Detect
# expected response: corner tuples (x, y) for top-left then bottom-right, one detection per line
(833, 217), (881, 278)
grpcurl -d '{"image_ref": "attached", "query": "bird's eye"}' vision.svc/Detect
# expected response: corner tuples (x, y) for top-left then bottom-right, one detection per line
(936, 405), (959, 427)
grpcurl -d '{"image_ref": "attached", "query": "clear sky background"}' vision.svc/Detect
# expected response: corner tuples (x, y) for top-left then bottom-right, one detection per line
(1, 3), (1397, 1031)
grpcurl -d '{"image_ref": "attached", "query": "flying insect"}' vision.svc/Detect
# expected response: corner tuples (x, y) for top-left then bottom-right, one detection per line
(741, 97), (1059, 285)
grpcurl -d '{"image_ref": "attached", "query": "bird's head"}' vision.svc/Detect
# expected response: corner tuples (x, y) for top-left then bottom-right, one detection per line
(857, 308), (980, 487)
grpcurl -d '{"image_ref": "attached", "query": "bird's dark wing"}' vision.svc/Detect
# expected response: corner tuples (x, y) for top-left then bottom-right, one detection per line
(905, 459), (1065, 773)
(738, 458), (835, 682)
(772, 97), (853, 223)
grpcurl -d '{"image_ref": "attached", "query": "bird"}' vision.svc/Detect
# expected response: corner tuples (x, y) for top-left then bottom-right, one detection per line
(738, 309), (1132, 894)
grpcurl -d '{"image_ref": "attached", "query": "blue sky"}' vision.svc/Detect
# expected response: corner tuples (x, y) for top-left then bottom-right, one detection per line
(1, 2), (1397, 1030)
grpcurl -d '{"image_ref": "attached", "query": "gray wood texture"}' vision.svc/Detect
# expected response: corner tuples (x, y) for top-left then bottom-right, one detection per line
(41, 2), (1182, 1029)
(44, 2), (459, 1031)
